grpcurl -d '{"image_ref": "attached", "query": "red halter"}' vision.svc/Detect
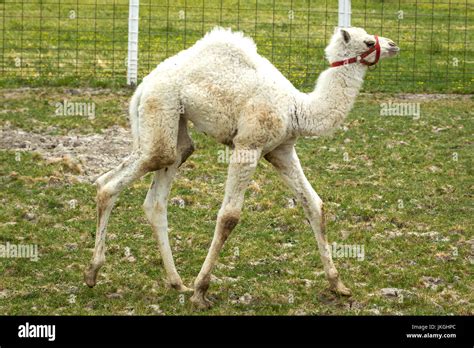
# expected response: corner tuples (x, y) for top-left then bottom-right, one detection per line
(330, 35), (381, 68)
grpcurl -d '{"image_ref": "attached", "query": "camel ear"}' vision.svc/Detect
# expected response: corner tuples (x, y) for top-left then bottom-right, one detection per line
(340, 29), (351, 43)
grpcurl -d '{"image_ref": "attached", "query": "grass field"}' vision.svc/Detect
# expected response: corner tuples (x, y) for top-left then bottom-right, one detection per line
(0, 88), (472, 315)
(0, 0), (472, 93)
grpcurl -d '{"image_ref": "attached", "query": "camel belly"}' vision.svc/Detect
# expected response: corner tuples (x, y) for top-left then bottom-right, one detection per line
(183, 105), (238, 146)
(181, 84), (245, 146)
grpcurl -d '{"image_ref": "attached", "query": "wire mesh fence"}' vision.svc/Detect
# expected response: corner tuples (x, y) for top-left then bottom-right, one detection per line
(0, 0), (472, 93)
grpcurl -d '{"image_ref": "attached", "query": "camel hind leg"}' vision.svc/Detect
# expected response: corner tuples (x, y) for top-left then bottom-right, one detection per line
(84, 152), (153, 287)
(84, 94), (182, 287)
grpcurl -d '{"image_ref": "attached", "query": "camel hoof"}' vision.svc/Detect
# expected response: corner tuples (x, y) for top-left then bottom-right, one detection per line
(330, 279), (352, 296)
(190, 293), (213, 309)
(84, 266), (98, 288)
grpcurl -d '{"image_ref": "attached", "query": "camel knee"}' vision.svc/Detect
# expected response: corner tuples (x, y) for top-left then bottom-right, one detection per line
(95, 176), (106, 191)
(95, 169), (117, 191)
(309, 195), (324, 228)
(218, 207), (241, 240)
(306, 194), (324, 229)
(309, 194), (323, 212)
(96, 185), (114, 209)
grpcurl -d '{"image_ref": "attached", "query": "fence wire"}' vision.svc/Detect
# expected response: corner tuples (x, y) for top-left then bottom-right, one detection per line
(0, 0), (472, 93)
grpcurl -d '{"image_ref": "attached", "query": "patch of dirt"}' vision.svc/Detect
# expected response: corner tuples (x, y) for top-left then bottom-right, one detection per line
(0, 124), (132, 183)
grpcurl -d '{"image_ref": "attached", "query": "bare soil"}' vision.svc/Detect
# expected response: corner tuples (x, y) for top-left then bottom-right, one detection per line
(0, 123), (132, 183)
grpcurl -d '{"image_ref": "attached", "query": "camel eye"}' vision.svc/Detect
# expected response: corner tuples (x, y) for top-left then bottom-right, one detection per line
(364, 40), (375, 48)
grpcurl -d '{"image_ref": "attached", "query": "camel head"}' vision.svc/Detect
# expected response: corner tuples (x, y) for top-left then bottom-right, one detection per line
(325, 27), (399, 66)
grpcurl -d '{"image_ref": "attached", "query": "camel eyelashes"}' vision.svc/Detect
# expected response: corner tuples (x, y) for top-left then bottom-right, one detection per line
(364, 40), (375, 47)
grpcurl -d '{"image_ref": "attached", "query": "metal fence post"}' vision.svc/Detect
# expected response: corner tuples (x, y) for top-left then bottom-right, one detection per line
(127, 0), (139, 86)
(338, 0), (351, 28)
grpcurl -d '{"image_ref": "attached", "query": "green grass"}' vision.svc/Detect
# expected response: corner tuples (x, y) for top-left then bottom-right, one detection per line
(0, 0), (472, 93)
(0, 88), (472, 315)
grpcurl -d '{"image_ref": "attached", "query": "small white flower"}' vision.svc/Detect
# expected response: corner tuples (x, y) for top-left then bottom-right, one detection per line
(68, 294), (76, 304)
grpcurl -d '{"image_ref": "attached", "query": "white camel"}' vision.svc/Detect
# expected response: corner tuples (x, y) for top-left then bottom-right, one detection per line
(84, 26), (399, 309)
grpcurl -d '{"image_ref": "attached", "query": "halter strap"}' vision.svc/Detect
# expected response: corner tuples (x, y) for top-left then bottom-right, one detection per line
(330, 35), (381, 68)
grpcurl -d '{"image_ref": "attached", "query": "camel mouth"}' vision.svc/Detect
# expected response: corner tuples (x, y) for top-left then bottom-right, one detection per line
(387, 47), (400, 56)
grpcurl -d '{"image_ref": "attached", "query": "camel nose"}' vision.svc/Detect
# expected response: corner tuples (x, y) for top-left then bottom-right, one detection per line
(388, 41), (397, 47)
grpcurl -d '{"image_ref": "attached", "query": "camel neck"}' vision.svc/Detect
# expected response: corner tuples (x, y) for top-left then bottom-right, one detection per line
(294, 63), (367, 137)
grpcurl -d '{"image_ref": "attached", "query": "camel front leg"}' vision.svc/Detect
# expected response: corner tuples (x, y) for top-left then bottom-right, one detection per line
(190, 147), (260, 308)
(265, 143), (351, 296)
